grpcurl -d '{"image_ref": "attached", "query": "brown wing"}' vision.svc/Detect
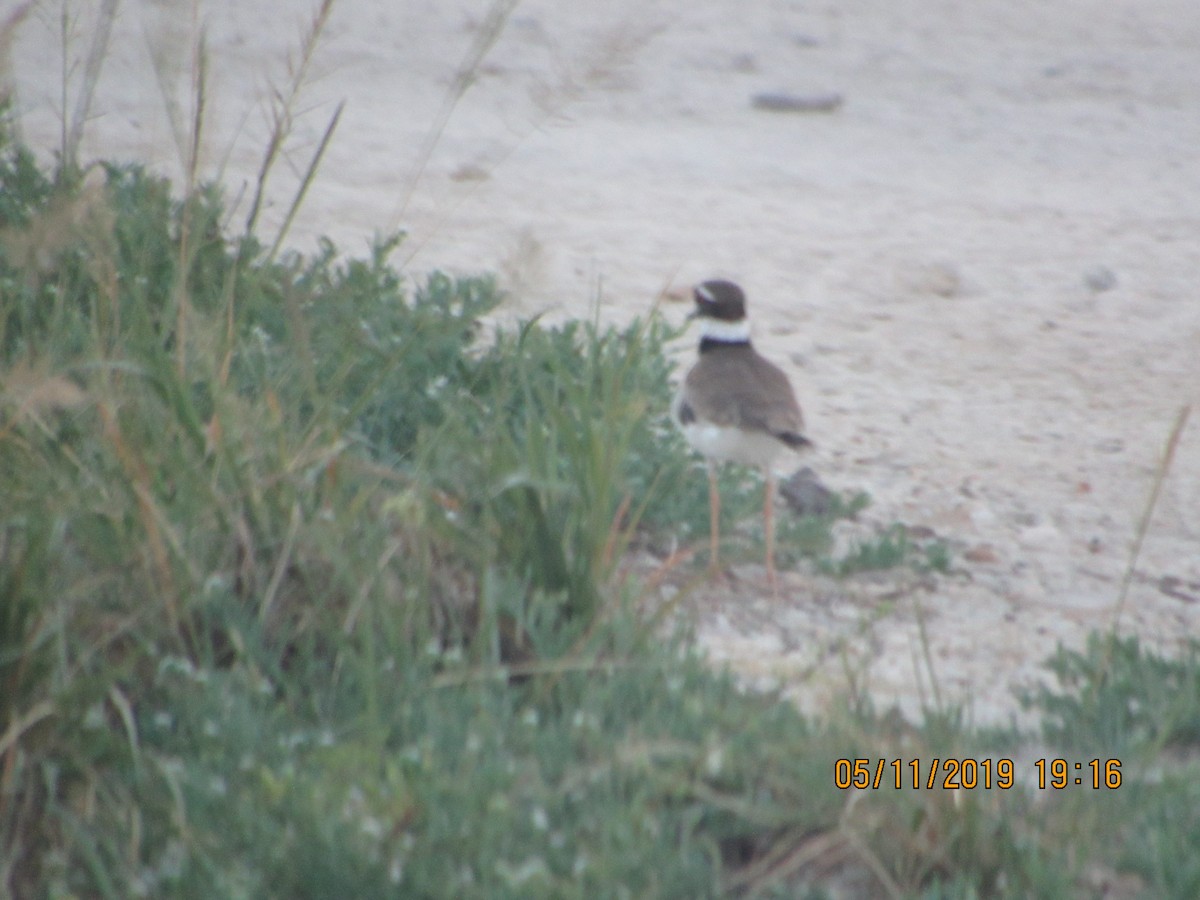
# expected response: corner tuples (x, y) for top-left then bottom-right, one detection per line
(684, 347), (806, 440)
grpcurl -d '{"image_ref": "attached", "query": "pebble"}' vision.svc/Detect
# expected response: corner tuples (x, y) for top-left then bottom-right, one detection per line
(898, 260), (964, 298)
(1083, 265), (1118, 292)
(779, 467), (835, 517)
(450, 163), (490, 182)
(964, 544), (1000, 564)
(969, 504), (998, 528)
(1017, 523), (1065, 552)
(730, 53), (758, 73)
(751, 91), (844, 113)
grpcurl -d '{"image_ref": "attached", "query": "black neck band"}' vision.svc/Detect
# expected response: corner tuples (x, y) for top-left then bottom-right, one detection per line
(699, 336), (751, 354)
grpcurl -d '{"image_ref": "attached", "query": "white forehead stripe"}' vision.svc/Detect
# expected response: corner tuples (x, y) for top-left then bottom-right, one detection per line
(699, 317), (751, 342)
(695, 283), (716, 303)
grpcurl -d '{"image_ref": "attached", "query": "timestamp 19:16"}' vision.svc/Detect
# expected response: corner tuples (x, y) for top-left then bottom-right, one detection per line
(1035, 758), (1122, 790)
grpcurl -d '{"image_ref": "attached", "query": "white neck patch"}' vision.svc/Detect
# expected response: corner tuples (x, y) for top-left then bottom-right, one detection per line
(698, 316), (751, 343)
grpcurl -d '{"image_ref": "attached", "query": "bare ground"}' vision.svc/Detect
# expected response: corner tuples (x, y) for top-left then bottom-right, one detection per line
(9, 0), (1199, 725)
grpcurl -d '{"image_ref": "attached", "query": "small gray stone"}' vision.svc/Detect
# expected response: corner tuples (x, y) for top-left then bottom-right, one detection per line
(731, 53), (758, 73)
(1083, 265), (1117, 292)
(751, 91), (844, 113)
(895, 259), (964, 298)
(779, 467), (834, 517)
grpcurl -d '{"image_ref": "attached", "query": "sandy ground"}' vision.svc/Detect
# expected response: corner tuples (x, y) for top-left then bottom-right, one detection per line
(8, 0), (1200, 725)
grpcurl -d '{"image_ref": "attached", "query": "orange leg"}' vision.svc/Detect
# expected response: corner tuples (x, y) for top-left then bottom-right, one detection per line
(764, 471), (779, 596)
(707, 463), (721, 574)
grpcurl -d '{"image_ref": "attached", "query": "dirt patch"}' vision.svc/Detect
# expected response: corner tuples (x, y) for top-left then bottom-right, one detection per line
(11, 0), (1198, 724)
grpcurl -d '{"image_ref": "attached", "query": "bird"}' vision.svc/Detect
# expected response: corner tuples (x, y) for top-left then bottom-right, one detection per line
(672, 279), (811, 593)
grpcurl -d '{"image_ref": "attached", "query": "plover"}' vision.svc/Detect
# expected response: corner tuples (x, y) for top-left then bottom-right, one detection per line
(673, 279), (811, 592)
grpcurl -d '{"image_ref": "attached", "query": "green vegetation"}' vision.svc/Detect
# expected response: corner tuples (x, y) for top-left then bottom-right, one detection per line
(1, 93), (1198, 899)
(817, 525), (954, 578)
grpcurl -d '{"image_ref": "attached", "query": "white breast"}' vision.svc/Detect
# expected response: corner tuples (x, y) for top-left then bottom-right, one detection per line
(680, 420), (790, 471)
